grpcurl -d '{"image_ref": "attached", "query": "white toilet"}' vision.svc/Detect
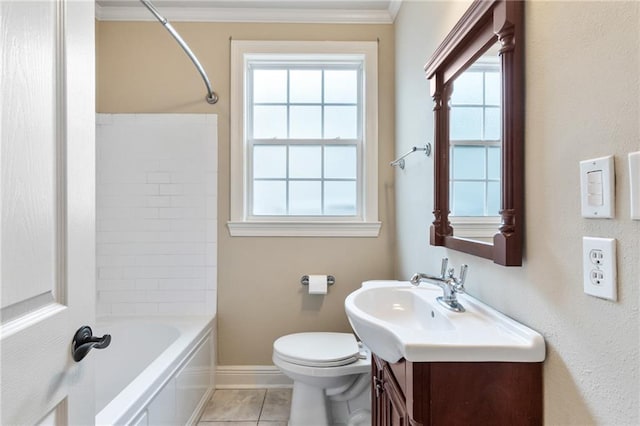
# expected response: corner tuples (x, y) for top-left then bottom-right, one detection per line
(272, 332), (371, 426)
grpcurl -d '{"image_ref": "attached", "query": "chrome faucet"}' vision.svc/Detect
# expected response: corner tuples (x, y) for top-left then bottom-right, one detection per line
(410, 258), (468, 313)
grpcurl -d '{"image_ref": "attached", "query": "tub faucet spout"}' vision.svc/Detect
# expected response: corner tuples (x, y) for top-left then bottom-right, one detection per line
(410, 258), (468, 313)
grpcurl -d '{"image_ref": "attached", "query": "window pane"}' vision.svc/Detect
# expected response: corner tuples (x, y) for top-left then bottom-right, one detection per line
(290, 146), (321, 178)
(253, 106), (287, 139)
(487, 146), (501, 180)
(253, 180), (286, 215)
(324, 70), (358, 104)
(450, 107), (483, 141)
(452, 146), (485, 180)
(325, 181), (356, 215)
(450, 71), (483, 105)
(289, 181), (322, 215)
(484, 107), (501, 141)
(452, 182), (484, 216)
(254, 145), (286, 178)
(245, 60), (368, 220)
(325, 145), (357, 179)
(290, 106), (321, 139)
(324, 106), (357, 139)
(290, 70), (321, 103)
(485, 71), (501, 106)
(253, 69), (287, 103)
(487, 181), (500, 216)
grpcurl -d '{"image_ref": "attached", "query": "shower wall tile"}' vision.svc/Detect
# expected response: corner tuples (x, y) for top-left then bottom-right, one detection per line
(147, 172), (171, 183)
(96, 114), (218, 317)
(158, 302), (206, 315)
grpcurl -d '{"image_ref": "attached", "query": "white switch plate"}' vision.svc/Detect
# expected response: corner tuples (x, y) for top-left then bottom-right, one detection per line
(629, 151), (640, 220)
(582, 237), (617, 301)
(580, 155), (614, 218)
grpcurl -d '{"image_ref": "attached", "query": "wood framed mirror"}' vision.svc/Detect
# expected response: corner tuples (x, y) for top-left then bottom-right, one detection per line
(425, 0), (524, 266)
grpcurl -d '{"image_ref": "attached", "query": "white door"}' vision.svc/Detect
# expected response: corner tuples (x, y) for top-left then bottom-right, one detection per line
(1, 0), (96, 424)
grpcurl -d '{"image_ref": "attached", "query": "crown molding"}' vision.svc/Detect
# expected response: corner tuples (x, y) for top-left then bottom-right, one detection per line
(95, 1), (402, 24)
(387, 0), (402, 21)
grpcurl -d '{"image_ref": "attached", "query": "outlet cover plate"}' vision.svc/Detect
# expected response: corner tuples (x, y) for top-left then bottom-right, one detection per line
(629, 151), (640, 220)
(582, 237), (617, 301)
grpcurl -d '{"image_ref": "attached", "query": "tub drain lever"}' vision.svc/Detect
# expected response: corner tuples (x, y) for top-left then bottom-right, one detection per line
(72, 325), (111, 362)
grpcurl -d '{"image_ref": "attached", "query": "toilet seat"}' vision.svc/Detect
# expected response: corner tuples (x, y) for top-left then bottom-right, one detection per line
(273, 332), (361, 368)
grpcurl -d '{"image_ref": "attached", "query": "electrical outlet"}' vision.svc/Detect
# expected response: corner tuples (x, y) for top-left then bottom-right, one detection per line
(582, 237), (617, 301)
(589, 249), (604, 265)
(589, 269), (604, 285)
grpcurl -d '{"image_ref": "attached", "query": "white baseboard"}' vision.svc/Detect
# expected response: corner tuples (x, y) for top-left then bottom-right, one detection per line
(215, 365), (293, 389)
(187, 386), (215, 425)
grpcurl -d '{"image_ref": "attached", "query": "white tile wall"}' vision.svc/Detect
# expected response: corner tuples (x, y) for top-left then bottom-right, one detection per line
(96, 114), (217, 317)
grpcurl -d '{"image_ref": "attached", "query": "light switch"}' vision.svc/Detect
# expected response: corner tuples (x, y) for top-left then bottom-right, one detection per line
(580, 155), (614, 218)
(587, 170), (603, 206)
(629, 151), (640, 220)
(588, 170), (602, 184)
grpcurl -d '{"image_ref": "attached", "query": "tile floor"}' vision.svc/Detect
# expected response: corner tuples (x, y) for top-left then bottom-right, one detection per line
(198, 388), (292, 426)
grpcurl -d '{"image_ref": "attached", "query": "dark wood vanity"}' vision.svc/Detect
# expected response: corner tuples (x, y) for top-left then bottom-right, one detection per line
(372, 354), (542, 426)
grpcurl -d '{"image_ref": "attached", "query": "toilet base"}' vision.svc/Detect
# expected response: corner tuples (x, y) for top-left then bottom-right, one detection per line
(289, 381), (330, 426)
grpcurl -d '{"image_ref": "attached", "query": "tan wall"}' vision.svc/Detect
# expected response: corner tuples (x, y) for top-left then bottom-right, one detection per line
(96, 21), (395, 365)
(394, 0), (639, 424)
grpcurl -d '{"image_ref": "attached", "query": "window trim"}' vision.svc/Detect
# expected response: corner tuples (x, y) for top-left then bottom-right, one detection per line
(228, 40), (380, 237)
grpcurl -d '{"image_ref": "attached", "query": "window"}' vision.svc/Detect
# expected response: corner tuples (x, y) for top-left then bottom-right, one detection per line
(229, 41), (380, 237)
(449, 59), (501, 218)
(251, 67), (360, 216)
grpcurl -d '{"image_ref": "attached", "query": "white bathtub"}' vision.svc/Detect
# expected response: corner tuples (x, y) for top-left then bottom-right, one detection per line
(94, 316), (215, 425)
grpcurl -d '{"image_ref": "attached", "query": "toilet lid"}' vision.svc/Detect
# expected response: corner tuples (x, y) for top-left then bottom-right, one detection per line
(273, 332), (360, 368)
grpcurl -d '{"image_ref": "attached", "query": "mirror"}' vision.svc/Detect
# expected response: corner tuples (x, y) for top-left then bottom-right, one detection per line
(425, 0), (524, 266)
(449, 43), (501, 242)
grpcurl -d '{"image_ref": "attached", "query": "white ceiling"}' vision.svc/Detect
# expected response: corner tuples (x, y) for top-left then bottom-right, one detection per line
(95, 0), (402, 23)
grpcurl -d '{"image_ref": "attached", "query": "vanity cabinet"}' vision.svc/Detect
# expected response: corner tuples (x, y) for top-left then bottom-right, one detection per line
(371, 354), (542, 426)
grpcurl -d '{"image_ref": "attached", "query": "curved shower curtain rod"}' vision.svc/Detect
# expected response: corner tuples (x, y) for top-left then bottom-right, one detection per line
(140, 0), (219, 104)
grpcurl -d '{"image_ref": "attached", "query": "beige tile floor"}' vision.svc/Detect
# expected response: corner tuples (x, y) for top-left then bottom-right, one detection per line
(198, 388), (292, 426)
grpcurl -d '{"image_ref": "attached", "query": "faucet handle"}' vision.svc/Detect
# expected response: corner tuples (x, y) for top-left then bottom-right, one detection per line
(440, 257), (449, 278)
(458, 264), (468, 287)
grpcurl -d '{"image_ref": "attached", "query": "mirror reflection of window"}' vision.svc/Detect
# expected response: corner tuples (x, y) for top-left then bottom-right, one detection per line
(449, 53), (501, 217)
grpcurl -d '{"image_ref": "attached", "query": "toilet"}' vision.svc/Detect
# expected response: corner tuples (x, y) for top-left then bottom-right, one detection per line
(272, 332), (371, 426)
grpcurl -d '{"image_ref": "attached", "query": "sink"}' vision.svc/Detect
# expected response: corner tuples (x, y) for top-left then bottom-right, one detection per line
(344, 280), (545, 363)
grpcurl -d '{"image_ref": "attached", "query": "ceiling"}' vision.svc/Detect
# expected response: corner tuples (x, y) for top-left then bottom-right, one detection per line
(95, 0), (402, 23)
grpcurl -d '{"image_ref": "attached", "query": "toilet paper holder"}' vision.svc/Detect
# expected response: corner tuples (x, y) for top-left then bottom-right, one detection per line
(300, 275), (335, 286)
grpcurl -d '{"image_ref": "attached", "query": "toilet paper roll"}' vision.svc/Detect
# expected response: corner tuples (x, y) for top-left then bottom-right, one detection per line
(308, 275), (328, 295)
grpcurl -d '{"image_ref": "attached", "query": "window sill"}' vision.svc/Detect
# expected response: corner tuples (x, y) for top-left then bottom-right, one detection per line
(227, 221), (382, 237)
(450, 216), (500, 239)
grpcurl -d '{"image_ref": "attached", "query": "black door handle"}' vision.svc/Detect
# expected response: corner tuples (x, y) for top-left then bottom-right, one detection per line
(72, 326), (111, 362)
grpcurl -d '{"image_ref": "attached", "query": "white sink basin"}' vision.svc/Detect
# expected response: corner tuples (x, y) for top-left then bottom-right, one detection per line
(345, 280), (545, 363)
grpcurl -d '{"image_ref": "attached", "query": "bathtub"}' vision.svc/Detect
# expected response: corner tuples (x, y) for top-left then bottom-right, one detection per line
(94, 316), (215, 425)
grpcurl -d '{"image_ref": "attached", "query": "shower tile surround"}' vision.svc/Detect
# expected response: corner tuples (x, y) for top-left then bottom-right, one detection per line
(96, 114), (217, 316)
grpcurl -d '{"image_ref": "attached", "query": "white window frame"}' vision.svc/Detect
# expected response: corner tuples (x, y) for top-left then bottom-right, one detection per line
(228, 40), (380, 237)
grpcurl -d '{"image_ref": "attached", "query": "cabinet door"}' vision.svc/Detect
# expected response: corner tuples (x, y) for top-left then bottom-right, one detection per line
(372, 355), (409, 426)
(372, 355), (385, 425)
(382, 364), (408, 426)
